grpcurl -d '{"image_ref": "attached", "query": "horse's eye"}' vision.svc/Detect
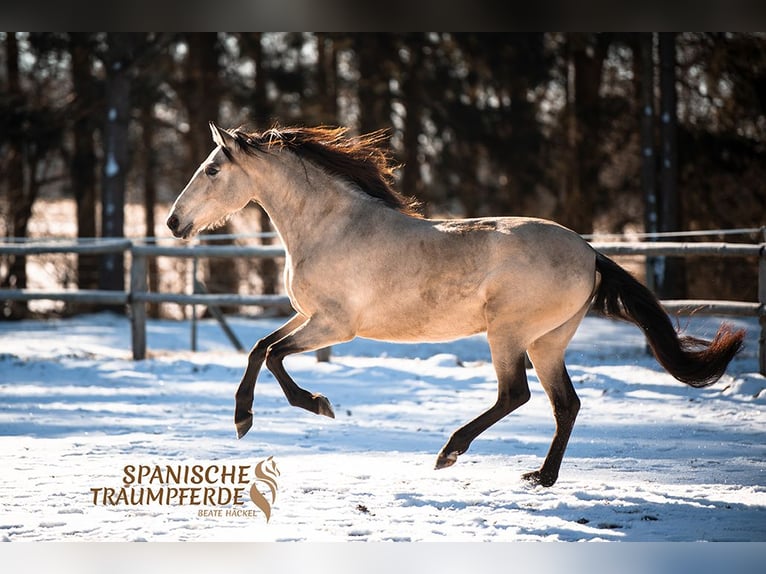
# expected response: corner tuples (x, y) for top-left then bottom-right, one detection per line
(205, 164), (220, 177)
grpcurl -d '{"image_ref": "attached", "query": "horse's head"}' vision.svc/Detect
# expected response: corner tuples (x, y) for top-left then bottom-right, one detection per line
(166, 122), (253, 239)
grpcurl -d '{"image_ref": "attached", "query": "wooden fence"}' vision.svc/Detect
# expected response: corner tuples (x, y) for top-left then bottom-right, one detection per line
(1, 236), (764, 375)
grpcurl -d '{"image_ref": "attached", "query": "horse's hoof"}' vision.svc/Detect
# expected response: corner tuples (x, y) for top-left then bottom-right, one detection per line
(235, 415), (253, 439)
(434, 451), (459, 470)
(522, 470), (557, 487)
(312, 394), (335, 418)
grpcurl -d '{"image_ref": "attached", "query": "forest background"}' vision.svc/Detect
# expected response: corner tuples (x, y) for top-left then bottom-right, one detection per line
(1, 33), (764, 319)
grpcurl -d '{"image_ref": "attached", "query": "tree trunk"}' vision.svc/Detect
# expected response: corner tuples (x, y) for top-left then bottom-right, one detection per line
(186, 33), (221, 163)
(69, 33), (99, 297)
(248, 32), (270, 126)
(657, 32), (686, 299)
(560, 33), (610, 234)
(507, 58), (535, 215)
(100, 34), (135, 304)
(316, 33), (339, 124)
(354, 34), (393, 134)
(638, 33), (659, 291)
(2, 32), (30, 319)
(400, 37), (424, 210)
(140, 101), (160, 318)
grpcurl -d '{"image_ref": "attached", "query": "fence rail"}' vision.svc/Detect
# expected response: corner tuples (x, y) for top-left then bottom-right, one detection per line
(131, 243), (286, 258)
(0, 238), (133, 255)
(1, 236), (764, 375)
(592, 241), (761, 257)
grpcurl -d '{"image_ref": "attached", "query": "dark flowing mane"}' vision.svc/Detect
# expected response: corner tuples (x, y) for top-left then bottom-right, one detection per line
(230, 125), (422, 217)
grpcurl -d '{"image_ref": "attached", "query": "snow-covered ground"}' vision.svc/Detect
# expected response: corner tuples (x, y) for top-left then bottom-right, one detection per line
(0, 311), (764, 543)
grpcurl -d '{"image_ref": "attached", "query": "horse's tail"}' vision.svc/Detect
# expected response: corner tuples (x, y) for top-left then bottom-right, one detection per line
(592, 251), (745, 387)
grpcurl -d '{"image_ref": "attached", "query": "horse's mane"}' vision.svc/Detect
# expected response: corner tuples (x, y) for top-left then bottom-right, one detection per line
(230, 125), (422, 217)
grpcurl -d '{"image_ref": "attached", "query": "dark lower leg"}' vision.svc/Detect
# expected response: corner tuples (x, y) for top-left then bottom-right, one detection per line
(435, 354), (529, 469)
(523, 302), (589, 487)
(234, 346), (267, 438)
(266, 350), (335, 417)
(522, 368), (580, 487)
(262, 316), (352, 418)
(235, 315), (306, 438)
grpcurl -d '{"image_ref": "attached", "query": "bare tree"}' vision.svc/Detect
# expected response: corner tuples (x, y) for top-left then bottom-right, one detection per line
(560, 33), (611, 234)
(69, 33), (99, 294)
(657, 32), (686, 299)
(1, 32), (28, 318)
(100, 33), (137, 299)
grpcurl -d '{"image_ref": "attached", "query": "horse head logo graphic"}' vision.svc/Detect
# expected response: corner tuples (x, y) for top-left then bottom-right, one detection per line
(249, 457), (280, 522)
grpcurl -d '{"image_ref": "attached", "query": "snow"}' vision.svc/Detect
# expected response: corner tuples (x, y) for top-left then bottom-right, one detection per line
(0, 311), (764, 543)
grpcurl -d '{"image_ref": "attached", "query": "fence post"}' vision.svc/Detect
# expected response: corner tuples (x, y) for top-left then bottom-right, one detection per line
(191, 255), (198, 352)
(759, 228), (766, 376)
(130, 246), (147, 360)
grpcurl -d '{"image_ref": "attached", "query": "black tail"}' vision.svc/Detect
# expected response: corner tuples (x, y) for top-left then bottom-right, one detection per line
(592, 252), (745, 387)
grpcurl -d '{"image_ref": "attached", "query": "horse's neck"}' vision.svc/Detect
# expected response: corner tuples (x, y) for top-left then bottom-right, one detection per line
(251, 156), (354, 254)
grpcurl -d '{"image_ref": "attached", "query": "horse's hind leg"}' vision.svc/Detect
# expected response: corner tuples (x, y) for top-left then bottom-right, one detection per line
(435, 332), (529, 469)
(521, 354), (578, 487)
(235, 314), (307, 438)
(523, 305), (588, 487)
(264, 314), (353, 418)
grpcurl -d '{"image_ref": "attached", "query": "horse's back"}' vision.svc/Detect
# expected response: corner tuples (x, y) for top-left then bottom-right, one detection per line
(433, 216), (596, 323)
(431, 216), (595, 282)
(351, 215), (596, 343)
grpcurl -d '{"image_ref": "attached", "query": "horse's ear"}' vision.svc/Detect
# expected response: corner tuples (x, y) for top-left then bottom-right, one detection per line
(209, 121), (235, 151)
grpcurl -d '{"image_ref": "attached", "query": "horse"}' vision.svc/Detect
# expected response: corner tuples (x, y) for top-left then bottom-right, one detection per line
(166, 122), (745, 487)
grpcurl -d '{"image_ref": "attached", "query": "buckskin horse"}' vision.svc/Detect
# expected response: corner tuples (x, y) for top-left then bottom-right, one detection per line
(167, 122), (744, 486)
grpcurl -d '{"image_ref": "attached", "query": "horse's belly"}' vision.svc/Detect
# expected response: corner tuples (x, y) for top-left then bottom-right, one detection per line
(355, 298), (487, 343)
(357, 322), (485, 343)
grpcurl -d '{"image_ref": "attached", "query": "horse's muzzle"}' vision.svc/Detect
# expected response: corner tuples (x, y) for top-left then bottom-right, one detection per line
(166, 213), (180, 232)
(166, 214), (192, 239)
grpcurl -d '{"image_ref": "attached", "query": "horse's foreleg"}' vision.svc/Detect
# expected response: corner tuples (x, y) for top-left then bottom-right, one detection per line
(435, 351), (529, 470)
(235, 314), (307, 438)
(264, 315), (353, 418)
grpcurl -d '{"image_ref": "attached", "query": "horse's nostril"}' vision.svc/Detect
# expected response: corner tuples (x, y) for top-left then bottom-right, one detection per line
(167, 214), (179, 231)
